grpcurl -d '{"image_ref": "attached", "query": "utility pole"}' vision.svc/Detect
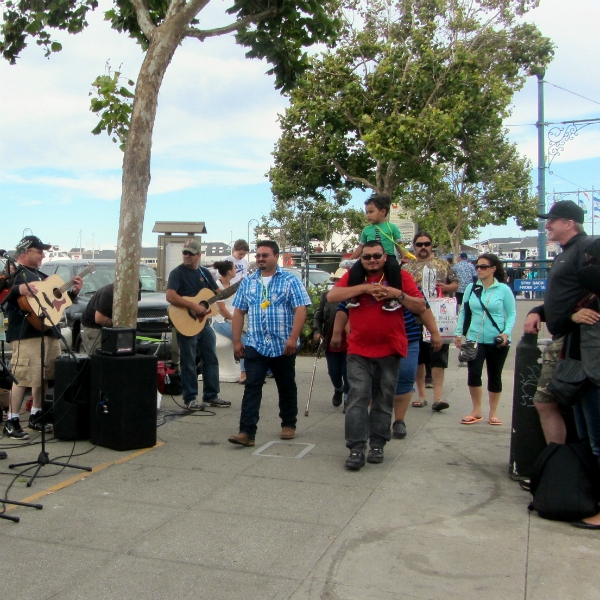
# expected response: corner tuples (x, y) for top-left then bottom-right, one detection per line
(536, 72), (546, 264)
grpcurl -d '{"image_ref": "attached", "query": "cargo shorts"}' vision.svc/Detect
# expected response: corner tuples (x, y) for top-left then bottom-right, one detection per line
(11, 337), (61, 388)
(533, 336), (564, 404)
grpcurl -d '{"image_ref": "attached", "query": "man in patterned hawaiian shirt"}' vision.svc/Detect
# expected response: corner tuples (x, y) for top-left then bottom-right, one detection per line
(404, 232), (458, 411)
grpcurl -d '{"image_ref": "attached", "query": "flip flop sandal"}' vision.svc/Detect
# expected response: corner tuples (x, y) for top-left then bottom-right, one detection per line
(431, 401), (449, 412)
(488, 418), (502, 426)
(411, 398), (428, 407)
(460, 416), (483, 424)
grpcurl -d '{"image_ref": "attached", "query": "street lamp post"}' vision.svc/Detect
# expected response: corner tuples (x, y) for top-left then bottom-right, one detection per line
(247, 219), (259, 246)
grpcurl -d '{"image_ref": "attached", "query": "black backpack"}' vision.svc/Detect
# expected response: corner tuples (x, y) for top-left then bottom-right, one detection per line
(528, 442), (600, 522)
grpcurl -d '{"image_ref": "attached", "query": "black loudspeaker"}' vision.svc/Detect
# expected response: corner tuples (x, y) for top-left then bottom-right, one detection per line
(53, 354), (91, 440)
(100, 327), (136, 356)
(90, 353), (157, 451)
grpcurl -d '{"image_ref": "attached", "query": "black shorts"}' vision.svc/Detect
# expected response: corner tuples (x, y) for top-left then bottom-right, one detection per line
(418, 340), (449, 369)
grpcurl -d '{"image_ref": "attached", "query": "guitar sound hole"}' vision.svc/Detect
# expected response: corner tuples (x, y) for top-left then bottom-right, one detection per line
(200, 301), (210, 310)
(52, 288), (63, 299)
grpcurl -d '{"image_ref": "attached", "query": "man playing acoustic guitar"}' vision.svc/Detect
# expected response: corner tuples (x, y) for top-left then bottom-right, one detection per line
(166, 239), (231, 410)
(4, 236), (83, 440)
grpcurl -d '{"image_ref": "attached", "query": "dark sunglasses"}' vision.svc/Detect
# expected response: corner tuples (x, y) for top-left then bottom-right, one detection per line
(182, 250), (195, 256)
(361, 253), (384, 261)
(476, 264), (492, 270)
(415, 241), (432, 248)
(255, 253), (273, 259)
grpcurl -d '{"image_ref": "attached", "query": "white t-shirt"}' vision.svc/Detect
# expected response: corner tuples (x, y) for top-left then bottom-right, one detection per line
(214, 280), (236, 323)
(225, 255), (248, 284)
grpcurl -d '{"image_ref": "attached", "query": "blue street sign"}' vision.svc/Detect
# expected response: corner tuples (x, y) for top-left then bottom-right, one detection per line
(514, 279), (547, 292)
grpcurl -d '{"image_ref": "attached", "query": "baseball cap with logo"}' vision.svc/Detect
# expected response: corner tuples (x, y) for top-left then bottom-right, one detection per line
(182, 239), (201, 255)
(538, 200), (584, 224)
(16, 235), (51, 252)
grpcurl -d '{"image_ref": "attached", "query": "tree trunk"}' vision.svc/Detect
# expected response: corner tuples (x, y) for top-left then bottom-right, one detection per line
(112, 20), (186, 327)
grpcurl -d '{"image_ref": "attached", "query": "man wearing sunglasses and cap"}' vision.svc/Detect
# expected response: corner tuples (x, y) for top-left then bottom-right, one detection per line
(403, 231), (459, 412)
(166, 239), (231, 410)
(524, 200), (594, 445)
(3, 236), (83, 440)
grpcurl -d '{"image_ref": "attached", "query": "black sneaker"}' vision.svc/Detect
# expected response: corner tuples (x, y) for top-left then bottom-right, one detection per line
(332, 389), (343, 407)
(4, 417), (30, 440)
(346, 297), (360, 309)
(382, 299), (401, 312)
(345, 450), (365, 470)
(392, 420), (407, 439)
(205, 397), (231, 408)
(367, 447), (384, 464)
(28, 412), (53, 433)
(367, 446), (383, 463)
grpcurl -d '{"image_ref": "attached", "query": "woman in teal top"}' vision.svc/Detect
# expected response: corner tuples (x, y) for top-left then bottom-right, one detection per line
(454, 254), (516, 426)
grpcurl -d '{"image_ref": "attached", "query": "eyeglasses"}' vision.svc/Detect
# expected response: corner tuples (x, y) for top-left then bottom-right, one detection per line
(255, 253), (273, 259)
(361, 253), (384, 261)
(476, 264), (492, 270)
(182, 251), (195, 256)
(415, 241), (432, 248)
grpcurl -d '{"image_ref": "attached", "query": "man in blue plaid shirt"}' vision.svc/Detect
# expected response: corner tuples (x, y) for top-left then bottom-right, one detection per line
(228, 241), (311, 446)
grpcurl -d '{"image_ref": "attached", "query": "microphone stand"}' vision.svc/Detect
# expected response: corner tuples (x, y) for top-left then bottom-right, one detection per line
(9, 279), (92, 487)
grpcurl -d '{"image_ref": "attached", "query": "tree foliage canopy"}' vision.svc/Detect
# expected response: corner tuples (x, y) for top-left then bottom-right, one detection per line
(269, 0), (554, 233)
(1, 0), (343, 327)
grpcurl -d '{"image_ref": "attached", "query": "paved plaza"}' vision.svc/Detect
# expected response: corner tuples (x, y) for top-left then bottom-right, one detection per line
(1, 301), (598, 599)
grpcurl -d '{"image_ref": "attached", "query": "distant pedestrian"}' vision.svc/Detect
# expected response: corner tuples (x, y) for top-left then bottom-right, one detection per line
(313, 268), (350, 408)
(454, 252), (477, 306)
(225, 239), (250, 283)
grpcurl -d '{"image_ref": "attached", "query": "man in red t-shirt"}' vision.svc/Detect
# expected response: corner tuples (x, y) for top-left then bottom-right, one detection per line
(327, 240), (425, 470)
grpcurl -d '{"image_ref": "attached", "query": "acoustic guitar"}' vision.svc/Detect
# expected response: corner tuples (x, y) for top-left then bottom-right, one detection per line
(168, 279), (243, 337)
(17, 263), (96, 331)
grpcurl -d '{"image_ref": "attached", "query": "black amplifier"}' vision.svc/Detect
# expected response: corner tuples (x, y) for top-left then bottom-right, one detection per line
(99, 327), (136, 356)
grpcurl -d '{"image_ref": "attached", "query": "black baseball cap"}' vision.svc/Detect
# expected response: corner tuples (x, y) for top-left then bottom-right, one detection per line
(459, 252), (468, 259)
(538, 200), (584, 224)
(16, 235), (51, 252)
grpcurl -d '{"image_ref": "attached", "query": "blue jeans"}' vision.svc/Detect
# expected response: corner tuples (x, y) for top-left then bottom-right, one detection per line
(345, 354), (401, 450)
(325, 350), (349, 393)
(238, 345), (298, 439)
(395, 340), (419, 395)
(213, 320), (246, 371)
(177, 326), (220, 404)
(574, 385), (600, 469)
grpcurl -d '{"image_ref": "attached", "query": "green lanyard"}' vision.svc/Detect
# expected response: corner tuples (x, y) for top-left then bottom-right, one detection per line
(260, 274), (271, 309)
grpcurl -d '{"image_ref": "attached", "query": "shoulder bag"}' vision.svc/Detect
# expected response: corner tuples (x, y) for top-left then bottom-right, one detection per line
(547, 330), (590, 406)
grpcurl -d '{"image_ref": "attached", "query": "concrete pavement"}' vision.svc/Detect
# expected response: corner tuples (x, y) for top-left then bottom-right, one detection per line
(1, 300), (599, 600)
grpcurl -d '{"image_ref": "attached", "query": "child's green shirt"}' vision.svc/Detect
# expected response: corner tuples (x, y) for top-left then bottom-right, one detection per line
(359, 222), (402, 255)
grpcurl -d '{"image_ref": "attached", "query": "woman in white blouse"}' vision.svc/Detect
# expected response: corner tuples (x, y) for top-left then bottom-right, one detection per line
(213, 260), (246, 383)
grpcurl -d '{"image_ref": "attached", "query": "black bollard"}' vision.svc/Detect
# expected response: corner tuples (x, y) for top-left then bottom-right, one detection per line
(508, 333), (547, 479)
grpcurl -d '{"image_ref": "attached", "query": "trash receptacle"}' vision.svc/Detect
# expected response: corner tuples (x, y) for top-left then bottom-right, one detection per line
(509, 333), (547, 479)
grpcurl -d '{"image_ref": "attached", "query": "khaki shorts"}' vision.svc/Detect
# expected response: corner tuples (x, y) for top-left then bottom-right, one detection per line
(533, 336), (564, 404)
(11, 337), (61, 388)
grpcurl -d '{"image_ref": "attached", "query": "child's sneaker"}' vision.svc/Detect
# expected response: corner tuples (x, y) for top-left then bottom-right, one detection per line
(346, 297), (360, 308)
(382, 299), (401, 312)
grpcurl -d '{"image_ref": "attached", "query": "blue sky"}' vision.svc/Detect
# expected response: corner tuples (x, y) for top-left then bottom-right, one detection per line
(1, 0), (599, 252)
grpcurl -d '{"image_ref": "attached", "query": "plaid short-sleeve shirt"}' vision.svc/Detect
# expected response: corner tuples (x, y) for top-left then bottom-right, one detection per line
(232, 266), (311, 357)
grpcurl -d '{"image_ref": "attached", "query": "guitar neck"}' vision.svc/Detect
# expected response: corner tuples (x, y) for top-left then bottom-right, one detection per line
(58, 263), (95, 293)
(209, 279), (242, 305)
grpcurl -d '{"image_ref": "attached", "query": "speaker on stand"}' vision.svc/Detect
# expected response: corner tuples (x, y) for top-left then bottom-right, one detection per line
(90, 353), (157, 451)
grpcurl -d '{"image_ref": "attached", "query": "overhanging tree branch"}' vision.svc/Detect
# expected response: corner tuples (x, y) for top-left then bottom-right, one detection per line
(185, 8), (278, 41)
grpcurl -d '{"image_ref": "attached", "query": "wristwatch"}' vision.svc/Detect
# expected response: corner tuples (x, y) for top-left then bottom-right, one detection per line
(397, 291), (405, 303)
